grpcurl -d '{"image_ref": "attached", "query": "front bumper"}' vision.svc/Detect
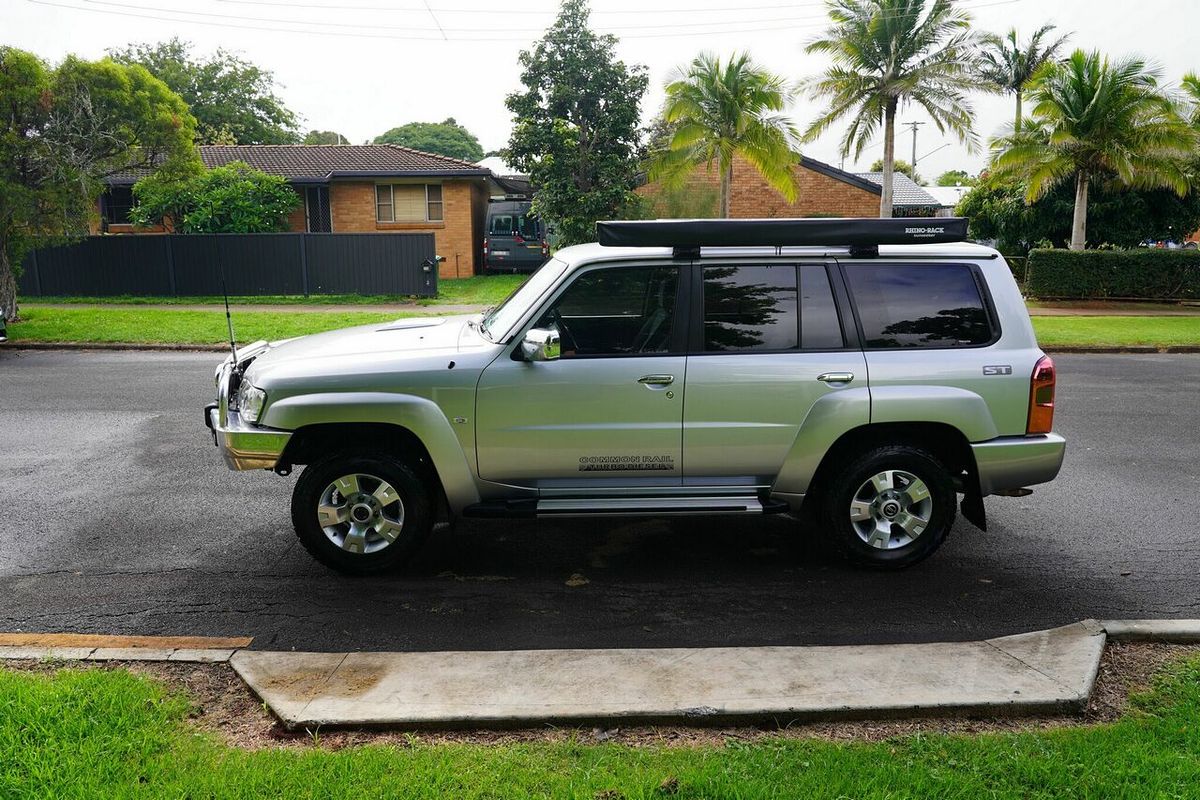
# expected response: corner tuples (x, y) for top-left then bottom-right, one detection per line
(207, 344), (290, 471)
(972, 433), (1066, 495)
(206, 403), (291, 470)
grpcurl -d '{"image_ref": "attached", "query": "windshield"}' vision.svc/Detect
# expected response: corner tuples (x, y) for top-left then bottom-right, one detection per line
(488, 211), (541, 239)
(480, 258), (567, 342)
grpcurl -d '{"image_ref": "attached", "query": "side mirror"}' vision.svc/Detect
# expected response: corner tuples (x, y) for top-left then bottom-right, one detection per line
(521, 327), (561, 362)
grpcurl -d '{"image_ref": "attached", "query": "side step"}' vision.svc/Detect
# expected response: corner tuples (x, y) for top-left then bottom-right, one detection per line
(463, 496), (790, 520)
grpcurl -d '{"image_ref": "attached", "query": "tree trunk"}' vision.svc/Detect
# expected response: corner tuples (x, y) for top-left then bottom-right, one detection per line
(719, 158), (732, 219)
(1014, 91), (1023, 133)
(1070, 173), (1089, 251)
(0, 247), (18, 324)
(879, 101), (897, 218)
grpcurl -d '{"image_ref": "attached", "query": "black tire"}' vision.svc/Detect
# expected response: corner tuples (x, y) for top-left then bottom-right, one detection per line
(821, 444), (956, 569)
(291, 453), (434, 575)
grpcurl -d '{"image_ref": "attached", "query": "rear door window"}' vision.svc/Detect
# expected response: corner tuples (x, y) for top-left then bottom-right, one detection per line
(700, 264), (845, 352)
(845, 263), (994, 348)
(703, 265), (798, 352)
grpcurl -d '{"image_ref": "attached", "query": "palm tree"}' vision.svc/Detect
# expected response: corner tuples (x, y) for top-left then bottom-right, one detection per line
(991, 50), (1194, 250)
(1182, 72), (1200, 128)
(649, 52), (799, 218)
(977, 25), (1071, 133)
(803, 0), (983, 218)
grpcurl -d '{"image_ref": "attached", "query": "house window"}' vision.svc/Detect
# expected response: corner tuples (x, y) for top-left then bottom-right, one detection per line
(101, 186), (135, 225)
(375, 184), (443, 223)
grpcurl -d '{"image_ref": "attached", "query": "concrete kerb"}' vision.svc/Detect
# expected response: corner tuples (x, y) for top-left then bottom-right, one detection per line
(0, 633), (252, 663)
(1100, 619), (1200, 643)
(3, 621), (1199, 730)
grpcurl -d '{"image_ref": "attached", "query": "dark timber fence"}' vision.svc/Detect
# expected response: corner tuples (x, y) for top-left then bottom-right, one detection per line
(19, 233), (439, 297)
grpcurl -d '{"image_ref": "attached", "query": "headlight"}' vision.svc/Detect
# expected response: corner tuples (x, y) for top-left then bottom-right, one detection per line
(236, 381), (267, 424)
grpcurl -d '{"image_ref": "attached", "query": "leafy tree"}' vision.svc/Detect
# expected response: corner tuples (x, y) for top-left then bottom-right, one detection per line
(977, 25), (1071, 132)
(108, 37), (300, 144)
(373, 118), (484, 162)
(131, 162), (301, 233)
(0, 47), (196, 322)
(936, 169), (976, 186)
(870, 158), (922, 185)
(803, 0), (984, 217)
(504, 0), (648, 245)
(990, 50), (1195, 250)
(303, 130), (348, 145)
(649, 52), (798, 218)
(958, 174), (1200, 252)
(645, 180), (721, 219)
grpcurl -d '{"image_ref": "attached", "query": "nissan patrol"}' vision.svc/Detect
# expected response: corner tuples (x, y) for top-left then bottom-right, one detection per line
(205, 218), (1064, 574)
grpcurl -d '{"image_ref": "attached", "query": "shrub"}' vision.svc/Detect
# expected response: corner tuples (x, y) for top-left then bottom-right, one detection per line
(1026, 248), (1200, 299)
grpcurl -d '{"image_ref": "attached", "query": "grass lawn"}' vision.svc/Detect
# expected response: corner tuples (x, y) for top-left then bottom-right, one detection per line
(7, 308), (1200, 347)
(6, 307), (405, 345)
(3, 657), (1200, 798)
(1031, 316), (1200, 347)
(27, 274), (527, 308)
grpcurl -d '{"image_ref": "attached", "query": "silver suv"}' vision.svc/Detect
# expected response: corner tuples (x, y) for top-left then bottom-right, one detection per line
(205, 218), (1064, 574)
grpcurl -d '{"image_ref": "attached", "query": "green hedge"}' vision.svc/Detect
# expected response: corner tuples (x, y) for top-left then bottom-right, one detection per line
(1025, 248), (1200, 299)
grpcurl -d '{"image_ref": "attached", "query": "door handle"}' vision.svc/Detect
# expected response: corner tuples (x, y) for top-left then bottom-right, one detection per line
(637, 374), (675, 386)
(816, 372), (854, 384)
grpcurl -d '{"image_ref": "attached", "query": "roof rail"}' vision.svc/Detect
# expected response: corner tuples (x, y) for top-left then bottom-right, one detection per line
(596, 217), (969, 259)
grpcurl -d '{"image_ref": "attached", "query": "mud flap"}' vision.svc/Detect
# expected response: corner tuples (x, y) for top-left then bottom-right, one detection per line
(960, 488), (987, 532)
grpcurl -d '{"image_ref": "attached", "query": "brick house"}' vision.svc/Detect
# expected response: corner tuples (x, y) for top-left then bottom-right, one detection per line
(638, 154), (941, 218)
(98, 144), (494, 278)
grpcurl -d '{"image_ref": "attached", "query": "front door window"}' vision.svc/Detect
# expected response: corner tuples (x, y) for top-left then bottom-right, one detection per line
(534, 265), (679, 357)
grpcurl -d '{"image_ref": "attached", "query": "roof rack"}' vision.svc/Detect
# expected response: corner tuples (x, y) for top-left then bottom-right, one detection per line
(596, 217), (969, 259)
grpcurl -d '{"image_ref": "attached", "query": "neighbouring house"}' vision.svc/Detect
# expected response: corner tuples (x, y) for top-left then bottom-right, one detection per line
(97, 144), (497, 278)
(851, 172), (943, 218)
(924, 185), (973, 217)
(637, 154), (944, 219)
(477, 156), (532, 199)
(638, 154), (881, 218)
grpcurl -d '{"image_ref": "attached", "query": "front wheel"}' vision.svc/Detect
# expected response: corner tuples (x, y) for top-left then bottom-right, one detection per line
(291, 454), (434, 575)
(821, 445), (956, 569)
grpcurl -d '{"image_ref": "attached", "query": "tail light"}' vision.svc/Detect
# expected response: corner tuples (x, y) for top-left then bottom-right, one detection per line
(1027, 355), (1056, 434)
(541, 240), (549, 257)
(482, 237), (489, 256)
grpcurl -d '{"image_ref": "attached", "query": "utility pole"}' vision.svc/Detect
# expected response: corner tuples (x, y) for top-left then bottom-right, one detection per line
(903, 121), (924, 169)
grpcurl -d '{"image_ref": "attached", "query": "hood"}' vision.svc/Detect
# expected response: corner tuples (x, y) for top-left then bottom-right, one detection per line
(243, 314), (487, 385)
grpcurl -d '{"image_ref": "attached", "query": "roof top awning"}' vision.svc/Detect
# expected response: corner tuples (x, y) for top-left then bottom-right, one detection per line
(596, 217), (968, 257)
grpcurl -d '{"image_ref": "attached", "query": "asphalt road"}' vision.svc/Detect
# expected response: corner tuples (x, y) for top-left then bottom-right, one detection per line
(1, 349), (1197, 652)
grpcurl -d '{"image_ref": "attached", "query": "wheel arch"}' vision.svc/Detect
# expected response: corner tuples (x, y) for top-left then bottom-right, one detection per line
(267, 391), (482, 513)
(799, 421), (985, 530)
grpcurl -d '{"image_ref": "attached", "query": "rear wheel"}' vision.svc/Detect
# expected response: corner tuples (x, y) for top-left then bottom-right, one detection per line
(291, 454), (433, 574)
(821, 445), (956, 569)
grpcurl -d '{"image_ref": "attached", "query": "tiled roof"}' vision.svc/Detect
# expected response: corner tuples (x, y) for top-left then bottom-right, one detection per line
(107, 144), (490, 183)
(800, 156), (882, 194)
(854, 172), (940, 207)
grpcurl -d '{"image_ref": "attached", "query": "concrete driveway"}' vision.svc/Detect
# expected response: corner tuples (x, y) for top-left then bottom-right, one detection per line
(0, 350), (1196, 652)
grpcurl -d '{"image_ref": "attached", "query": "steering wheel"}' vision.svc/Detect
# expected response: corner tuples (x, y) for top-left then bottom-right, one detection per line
(547, 308), (579, 354)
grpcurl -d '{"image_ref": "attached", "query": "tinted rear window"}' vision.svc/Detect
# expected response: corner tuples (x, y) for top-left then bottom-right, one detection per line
(703, 265), (798, 351)
(845, 263), (994, 348)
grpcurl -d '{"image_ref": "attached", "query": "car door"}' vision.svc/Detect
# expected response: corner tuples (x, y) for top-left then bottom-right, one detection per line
(475, 263), (688, 488)
(682, 262), (868, 482)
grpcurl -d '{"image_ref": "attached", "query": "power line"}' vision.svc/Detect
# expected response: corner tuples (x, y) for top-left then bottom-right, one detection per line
(217, 0), (840, 14)
(75, 0), (930, 33)
(421, 0), (448, 39)
(213, 0), (1014, 16)
(34, 0), (1027, 42)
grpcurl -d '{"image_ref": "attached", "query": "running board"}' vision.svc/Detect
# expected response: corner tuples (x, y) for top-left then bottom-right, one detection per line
(463, 496), (790, 519)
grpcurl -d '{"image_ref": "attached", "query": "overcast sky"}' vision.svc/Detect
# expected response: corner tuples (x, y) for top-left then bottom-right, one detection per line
(5, 0), (1197, 181)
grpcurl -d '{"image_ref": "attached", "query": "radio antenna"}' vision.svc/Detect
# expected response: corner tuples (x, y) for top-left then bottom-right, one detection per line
(219, 254), (237, 362)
